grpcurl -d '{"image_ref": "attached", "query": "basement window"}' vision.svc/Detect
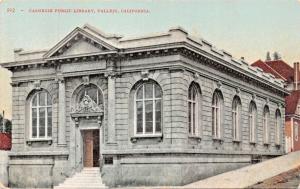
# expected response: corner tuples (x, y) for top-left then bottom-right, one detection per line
(104, 157), (113, 165)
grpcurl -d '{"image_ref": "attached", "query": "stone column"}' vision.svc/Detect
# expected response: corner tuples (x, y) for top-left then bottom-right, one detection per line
(58, 78), (66, 146)
(107, 74), (116, 144)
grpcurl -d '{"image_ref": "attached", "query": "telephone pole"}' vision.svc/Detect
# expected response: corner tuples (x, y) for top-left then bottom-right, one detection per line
(2, 110), (4, 132)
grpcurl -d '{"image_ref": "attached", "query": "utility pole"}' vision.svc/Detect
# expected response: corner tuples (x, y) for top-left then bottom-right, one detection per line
(2, 110), (4, 133)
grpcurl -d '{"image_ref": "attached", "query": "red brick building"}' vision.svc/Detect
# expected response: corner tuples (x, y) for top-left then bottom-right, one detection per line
(0, 133), (11, 151)
(252, 57), (300, 152)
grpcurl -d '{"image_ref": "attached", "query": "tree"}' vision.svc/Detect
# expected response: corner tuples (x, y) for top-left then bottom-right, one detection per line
(0, 114), (3, 132)
(4, 120), (12, 133)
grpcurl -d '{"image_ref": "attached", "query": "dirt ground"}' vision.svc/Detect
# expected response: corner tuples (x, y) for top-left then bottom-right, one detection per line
(249, 166), (300, 189)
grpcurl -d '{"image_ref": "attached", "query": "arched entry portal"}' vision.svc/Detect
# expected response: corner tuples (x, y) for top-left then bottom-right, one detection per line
(71, 83), (104, 169)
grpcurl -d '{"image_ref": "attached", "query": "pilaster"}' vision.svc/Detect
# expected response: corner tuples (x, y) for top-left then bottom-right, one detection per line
(57, 76), (66, 146)
(106, 73), (116, 144)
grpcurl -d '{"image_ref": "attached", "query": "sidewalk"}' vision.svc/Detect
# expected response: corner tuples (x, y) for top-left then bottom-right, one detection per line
(185, 151), (300, 188)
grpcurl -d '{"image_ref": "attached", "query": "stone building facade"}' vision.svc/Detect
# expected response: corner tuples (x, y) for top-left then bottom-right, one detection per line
(2, 24), (288, 188)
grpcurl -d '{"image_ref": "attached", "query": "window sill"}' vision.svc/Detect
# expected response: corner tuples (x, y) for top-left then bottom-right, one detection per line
(131, 134), (163, 143)
(275, 143), (281, 148)
(233, 139), (241, 143)
(212, 137), (224, 144)
(188, 135), (201, 142)
(249, 141), (256, 146)
(263, 143), (270, 146)
(26, 138), (52, 146)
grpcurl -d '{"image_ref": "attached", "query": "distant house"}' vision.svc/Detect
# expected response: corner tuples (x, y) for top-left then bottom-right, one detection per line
(0, 113), (12, 151)
(252, 55), (300, 152)
(0, 132), (11, 151)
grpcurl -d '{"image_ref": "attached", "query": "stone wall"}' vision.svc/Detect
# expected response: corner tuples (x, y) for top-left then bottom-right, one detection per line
(102, 153), (251, 186)
(0, 150), (8, 186)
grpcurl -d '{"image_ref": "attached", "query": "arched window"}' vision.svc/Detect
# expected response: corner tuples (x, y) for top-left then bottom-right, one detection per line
(188, 82), (201, 136)
(30, 90), (52, 139)
(263, 106), (270, 144)
(275, 109), (281, 145)
(135, 81), (162, 136)
(232, 96), (241, 141)
(249, 101), (257, 143)
(212, 90), (223, 139)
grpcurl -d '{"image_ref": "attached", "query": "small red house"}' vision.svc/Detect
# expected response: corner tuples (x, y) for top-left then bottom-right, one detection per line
(252, 57), (300, 152)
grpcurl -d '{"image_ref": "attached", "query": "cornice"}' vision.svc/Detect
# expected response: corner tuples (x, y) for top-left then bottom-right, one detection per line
(2, 42), (288, 96)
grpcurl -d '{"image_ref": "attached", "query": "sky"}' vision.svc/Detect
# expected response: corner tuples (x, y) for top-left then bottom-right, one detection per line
(1, 0), (300, 119)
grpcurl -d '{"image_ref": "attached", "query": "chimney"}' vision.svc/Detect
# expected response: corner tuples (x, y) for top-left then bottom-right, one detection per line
(294, 62), (300, 90)
(13, 48), (23, 61)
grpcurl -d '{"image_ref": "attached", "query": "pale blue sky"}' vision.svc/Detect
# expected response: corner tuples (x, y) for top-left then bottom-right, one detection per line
(1, 0), (300, 118)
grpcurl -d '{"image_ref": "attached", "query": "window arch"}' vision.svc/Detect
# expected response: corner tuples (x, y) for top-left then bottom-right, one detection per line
(249, 101), (257, 143)
(263, 106), (270, 144)
(30, 90), (52, 139)
(275, 109), (281, 145)
(188, 82), (201, 136)
(212, 90), (223, 139)
(232, 96), (241, 141)
(76, 84), (102, 105)
(134, 81), (162, 136)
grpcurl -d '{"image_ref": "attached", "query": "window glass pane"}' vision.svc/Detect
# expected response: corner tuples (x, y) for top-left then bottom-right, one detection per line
(32, 95), (37, 106)
(32, 108), (37, 138)
(46, 93), (51, 105)
(212, 107), (215, 136)
(136, 101), (143, 134)
(39, 92), (46, 106)
(232, 112), (236, 138)
(39, 108), (46, 137)
(145, 83), (153, 99)
(136, 86), (143, 100)
(188, 87), (192, 100)
(47, 107), (52, 137)
(145, 100), (153, 133)
(188, 102), (192, 133)
(193, 103), (196, 134)
(155, 84), (162, 98)
(155, 122), (161, 133)
(78, 90), (85, 103)
(192, 88), (196, 100)
(216, 107), (220, 137)
(155, 100), (161, 133)
(146, 121), (153, 133)
(87, 87), (98, 104)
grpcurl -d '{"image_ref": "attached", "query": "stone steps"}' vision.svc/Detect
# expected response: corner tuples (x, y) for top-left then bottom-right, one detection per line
(54, 168), (107, 189)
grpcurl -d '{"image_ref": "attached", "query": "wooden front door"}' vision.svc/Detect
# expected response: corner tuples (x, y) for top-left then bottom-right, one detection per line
(83, 130), (99, 167)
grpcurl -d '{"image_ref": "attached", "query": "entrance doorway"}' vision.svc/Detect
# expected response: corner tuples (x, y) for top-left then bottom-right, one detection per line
(82, 129), (100, 167)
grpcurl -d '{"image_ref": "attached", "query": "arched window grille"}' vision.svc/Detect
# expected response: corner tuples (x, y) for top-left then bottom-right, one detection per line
(249, 101), (257, 143)
(135, 81), (162, 135)
(188, 82), (201, 136)
(232, 96), (241, 141)
(30, 91), (52, 139)
(212, 90), (223, 139)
